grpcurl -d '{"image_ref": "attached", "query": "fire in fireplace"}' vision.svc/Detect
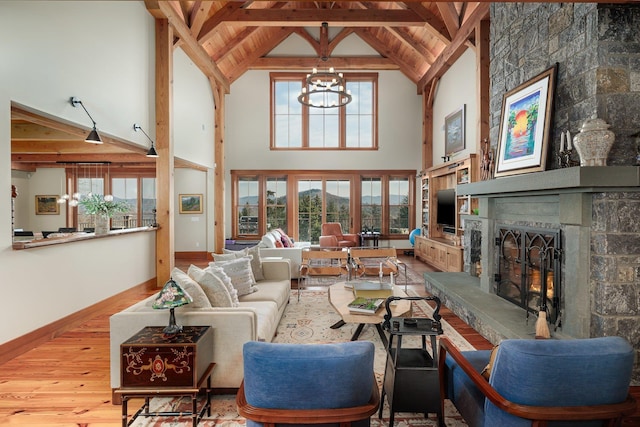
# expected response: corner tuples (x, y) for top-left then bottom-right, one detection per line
(495, 225), (562, 328)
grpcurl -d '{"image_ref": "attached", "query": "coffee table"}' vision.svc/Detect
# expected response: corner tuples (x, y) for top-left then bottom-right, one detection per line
(328, 282), (411, 347)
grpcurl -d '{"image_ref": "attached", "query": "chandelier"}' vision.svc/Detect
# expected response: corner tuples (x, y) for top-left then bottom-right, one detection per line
(297, 23), (352, 109)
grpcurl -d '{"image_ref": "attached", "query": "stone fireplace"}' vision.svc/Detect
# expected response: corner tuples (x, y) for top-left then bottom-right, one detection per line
(425, 166), (640, 385)
(424, 2), (640, 384)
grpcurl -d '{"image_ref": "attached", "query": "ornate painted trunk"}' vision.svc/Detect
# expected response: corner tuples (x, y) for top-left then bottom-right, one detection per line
(120, 326), (213, 388)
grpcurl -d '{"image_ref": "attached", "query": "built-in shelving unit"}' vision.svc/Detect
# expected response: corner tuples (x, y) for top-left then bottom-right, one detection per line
(420, 173), (429, 236)
(414, 154), (477, 272)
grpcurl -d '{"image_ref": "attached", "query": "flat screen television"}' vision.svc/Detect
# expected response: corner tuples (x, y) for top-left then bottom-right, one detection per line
(436, 188), (456, 231)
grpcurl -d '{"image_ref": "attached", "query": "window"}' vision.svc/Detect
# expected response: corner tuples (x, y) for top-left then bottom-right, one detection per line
(236, 176), (260, 236)
(75, 172), (155, 231)
(361, 177), (382, 232)
(232, 171), (414, 243)
(266, 177), (287, 232)
(271, 73), (377, 150)
(388, 177), (410, 235)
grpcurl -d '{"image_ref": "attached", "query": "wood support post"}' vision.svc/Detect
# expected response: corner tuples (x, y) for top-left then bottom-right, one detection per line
(155, 17), (175, 286)
(212, 82), (225, 254)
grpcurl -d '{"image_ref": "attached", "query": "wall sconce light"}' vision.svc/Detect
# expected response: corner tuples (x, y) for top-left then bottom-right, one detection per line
(133, 124), (158, 158)
(70, 97), (102, 144)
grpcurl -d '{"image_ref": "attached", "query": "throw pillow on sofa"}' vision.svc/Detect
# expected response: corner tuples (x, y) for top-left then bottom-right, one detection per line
(221, 245), (264, 281)
(210, 256), (258, 297)
(170, 267), (212, 308)
(206, 265), (239, 306)
(187, 265), (234, 308)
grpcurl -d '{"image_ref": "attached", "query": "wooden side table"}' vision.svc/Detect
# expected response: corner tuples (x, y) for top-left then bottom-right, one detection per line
(116, 326), (214, 427)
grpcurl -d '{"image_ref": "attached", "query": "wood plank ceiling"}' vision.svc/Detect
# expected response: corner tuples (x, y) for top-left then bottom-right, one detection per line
(11, 1), (489, 170)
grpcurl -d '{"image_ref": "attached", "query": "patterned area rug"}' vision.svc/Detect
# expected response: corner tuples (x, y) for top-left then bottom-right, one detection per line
(130, 288), (471, 426)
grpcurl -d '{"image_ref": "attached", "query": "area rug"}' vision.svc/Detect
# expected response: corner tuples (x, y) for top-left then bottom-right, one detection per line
(130, 289), (471, 426)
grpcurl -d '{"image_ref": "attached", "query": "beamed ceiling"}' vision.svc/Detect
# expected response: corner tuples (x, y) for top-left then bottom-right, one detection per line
(18, 0), (620, 170)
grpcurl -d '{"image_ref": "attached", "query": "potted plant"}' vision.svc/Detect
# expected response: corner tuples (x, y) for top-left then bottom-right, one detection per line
(78, 193), (130, 235)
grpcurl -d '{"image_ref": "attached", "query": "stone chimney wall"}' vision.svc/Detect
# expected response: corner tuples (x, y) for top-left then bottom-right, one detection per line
(490, 3), (640, 168)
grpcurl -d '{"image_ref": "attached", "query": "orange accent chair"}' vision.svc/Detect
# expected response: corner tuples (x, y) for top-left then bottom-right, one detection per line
(319, 222), (359, 248)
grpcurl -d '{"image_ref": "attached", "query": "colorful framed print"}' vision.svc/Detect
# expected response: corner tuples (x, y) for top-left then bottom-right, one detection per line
(445, 105), (465, 155)
(35, 195), (60, 215)
(179, 194), (203, 214)
(494, 64), (557, 178)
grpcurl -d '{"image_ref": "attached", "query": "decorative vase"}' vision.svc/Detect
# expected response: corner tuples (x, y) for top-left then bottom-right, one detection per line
(572, 116), (615, 166)
(95, 215), (109, 235)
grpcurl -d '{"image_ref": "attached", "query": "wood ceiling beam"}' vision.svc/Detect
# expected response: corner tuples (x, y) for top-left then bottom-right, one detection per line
(145, 0), (230, 94)
(403, 3), (451, 43)
(417, 2), (489, 93)
(12, 105), (148, 156)
(227, 27), (295, 82)
(209, 26), (259, 62)
(225, 9), (426, 27)
(353, 28), (421, 83)
(189, 1), (214, 39)
(436, 2), (461, 39)
(11, 153), (156, 164)
(197, 2), (246, 44)
(384, 26), (437, 65)
(328, 28), (354, 56)
(11, 123), (77, 140)
(292, 28), (321, 57)
(11, 140), (139, 155)
(250, 56), (398, 70)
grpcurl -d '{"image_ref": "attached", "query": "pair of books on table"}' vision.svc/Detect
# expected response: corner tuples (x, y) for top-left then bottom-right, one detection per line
(346, 280), (393, 314)
(348, 296), (386, 315)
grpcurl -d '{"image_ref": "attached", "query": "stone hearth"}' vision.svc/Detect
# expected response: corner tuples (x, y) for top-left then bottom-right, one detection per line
(424, 166), (640, 385)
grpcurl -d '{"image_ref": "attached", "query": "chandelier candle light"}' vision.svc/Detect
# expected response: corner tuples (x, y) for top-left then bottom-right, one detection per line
(297, 23), (351, 109)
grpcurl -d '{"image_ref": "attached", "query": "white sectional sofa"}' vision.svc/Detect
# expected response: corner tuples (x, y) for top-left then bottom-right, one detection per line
(258, 229), (311, 278)
(109, 259), (291, 396)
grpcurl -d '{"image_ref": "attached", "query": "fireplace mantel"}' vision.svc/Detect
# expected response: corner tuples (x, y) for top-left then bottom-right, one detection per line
(458, 166), (640, 197)
(426, 165), (640, 385)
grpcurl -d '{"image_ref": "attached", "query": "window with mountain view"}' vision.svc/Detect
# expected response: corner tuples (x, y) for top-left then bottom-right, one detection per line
(271, 73), (377, 149)
(76, 174), (155, 230)
(361, 177), (382, 232)
(388, 177), (410, 235)
(236, 176), (259, 236)
(231, 171), (414, 243)
(266, 177), (287, 232)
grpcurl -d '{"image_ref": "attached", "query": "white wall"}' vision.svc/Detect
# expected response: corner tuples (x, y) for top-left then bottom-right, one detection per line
(0, 1), (157, 345)
(174, 168), (210, 251)
(172, 48), (216, 252)
(225, 68), (423, 238)
(11, 168), (69, 233)
(432, 49), (479, 166)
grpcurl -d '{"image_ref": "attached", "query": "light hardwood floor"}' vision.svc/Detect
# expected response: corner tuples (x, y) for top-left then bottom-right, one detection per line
(0, 255), (637, 425)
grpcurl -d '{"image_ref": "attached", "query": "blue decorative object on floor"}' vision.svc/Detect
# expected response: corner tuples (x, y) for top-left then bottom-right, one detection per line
(405, 228), (421, 255)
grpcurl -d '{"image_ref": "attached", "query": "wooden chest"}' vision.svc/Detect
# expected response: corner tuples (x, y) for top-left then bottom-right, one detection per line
(120, 326), (213, 389)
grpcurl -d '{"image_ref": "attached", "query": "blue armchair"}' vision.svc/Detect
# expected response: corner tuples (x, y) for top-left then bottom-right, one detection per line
(237, 341), (379, 427)
(439, 336), (637, 427)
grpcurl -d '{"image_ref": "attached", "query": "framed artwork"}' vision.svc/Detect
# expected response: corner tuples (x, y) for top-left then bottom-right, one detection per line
(35, 195), (60, 215)
(494, 65), (557, 177)
(179, 194), (203, 214)
(444, 105), (466, 155)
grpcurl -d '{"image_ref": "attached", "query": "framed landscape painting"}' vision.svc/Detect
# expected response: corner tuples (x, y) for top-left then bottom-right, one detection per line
(494, 64), (557, 177)
(179, 194), (203, 214)
(35, 195), (59, 215)
(444, 105), (465, 155)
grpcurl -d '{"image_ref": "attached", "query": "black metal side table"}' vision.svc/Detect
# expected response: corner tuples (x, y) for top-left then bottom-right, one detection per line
(379, 296), (444, 427)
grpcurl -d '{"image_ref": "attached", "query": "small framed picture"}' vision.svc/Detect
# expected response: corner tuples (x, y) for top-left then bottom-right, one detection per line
(179, 194), (203, 214)
(35, 195), (60, 215)
(445, 105), (466, 155)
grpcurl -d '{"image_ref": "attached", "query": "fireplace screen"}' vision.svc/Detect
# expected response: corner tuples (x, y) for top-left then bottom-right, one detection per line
(495, 225), (561, 326)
